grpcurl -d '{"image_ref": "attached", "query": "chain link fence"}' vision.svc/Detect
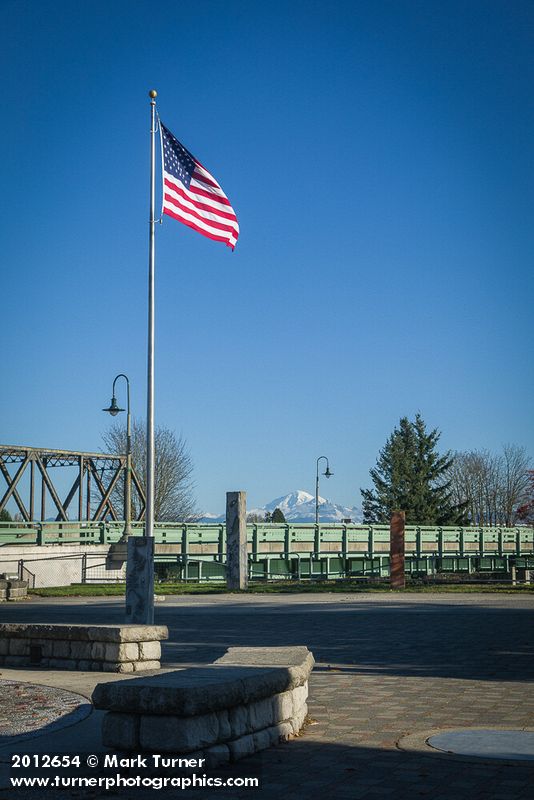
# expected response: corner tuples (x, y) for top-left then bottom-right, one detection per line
(0, 552), (126, 588)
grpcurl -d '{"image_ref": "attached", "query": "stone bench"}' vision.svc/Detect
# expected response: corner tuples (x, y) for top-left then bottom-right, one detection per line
(0, 624), (168, 672)
(92, 646), (314, 764)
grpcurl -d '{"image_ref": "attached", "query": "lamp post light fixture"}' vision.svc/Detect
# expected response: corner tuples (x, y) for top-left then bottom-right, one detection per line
(103, 374), (132, 539)
(315, 456), (333, 525)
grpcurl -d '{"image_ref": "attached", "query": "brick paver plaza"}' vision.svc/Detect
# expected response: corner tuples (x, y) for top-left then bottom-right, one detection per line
(0, 592), (533, 798)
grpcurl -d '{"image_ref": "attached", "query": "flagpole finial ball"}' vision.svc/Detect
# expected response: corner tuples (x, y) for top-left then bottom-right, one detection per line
(149, 89), (157, 99)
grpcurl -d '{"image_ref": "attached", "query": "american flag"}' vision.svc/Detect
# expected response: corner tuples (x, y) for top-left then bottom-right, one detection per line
(160, 122), (239, 250)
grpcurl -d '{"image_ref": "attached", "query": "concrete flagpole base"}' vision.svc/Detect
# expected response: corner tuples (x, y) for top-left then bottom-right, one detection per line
(125, 536), (155, 624)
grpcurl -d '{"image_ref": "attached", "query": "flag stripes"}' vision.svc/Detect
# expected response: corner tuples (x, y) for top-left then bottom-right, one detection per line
(160, 122), (239, 249)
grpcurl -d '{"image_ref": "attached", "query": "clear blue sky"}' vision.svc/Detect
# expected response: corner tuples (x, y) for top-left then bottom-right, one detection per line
(2, 0), (533, 515)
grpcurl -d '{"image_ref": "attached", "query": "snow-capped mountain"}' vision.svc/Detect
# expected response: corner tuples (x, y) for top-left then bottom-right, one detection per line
(199, 490), (361, 523)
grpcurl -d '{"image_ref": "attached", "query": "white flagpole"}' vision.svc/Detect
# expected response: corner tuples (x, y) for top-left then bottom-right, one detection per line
(145, 88), (158, 623)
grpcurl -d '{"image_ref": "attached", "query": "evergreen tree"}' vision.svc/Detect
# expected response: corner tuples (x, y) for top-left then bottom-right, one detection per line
(361, 414), (466, 525)
(0, 508), (12, 522)
(271, 507), (286, 523)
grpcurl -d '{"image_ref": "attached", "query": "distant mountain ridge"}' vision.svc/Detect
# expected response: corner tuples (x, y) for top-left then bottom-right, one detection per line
(200, 490), (362, 523)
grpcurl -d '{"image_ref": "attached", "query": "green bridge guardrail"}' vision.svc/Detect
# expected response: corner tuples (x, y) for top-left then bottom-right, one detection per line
(1, 520), (533, 556)
(1, 521), (533, 582)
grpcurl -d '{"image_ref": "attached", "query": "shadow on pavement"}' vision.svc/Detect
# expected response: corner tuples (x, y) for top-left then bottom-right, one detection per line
(0, 733), (533, 800)
(1, 598), (533, 682)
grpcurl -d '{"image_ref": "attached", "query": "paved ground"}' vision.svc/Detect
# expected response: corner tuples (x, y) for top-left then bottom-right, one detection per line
(0, 680), (91, 741)
(0, 592), (533, 799)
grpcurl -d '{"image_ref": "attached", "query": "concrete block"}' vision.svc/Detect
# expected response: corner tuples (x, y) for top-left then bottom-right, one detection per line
(0, 638), (9, 656)
(70, 641), (93, 660)
(102, 662), (121, 673)
(292, 683), (308, 714)
(0, 623), (168, 643)
(270, 721), (293, 742)
(228, 705), (248, 738)
(216, 645), (314, 673)
(9, 638), (30, 656)
(204, 744), (230, 768)
(216, 710), (231, 741)
(122, 642), (141, 662)
(7, 581), (28, 601)
(103, 661), (134, 673)
(49, 658), (78, 670)
(93, 670), (243, 715)
(248, 697), (274, 732)
(77, 660), (92, 671)
(102, 713), (140, 750)
(116, 662), (135, 673)
(228, 734), (255, 761)
(290, 703), (307, 735)
(32, 639), (53, 658)
(4, 655), (28, 667)
(86, 624), (168, 643)
(140, 712), (220, 753)
(104, 642), (139, 662)
(139, 641), (161, 661)
(52, 640), (71, 659)
(266, 724), (281, 746)
(10, 589), (26, 596)
(91, 641), (107, 661)
(132, 660), (160, 672)
(272, 690), (294, 722)
(7, 580), (28, 590)
(253, 729), (272, 752)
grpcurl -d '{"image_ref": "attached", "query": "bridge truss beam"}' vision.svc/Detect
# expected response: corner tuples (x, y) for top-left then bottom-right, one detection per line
(0, 445), (146, 522)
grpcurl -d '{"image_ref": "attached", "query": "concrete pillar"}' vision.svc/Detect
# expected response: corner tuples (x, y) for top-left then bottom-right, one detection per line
(125, 536), (155, 624)
(390, 511), (405, 589)
(226, 491), (247, 590)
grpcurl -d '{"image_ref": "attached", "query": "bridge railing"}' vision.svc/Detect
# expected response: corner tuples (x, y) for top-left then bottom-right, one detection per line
(1, 521), (533, 558)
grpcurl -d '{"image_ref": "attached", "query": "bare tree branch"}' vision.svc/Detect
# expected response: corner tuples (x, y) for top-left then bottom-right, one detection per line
(446, 445), (531, 526)
(101, 420), (197, 521)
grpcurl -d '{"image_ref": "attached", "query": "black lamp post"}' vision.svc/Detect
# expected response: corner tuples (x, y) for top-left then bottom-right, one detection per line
(315, 456), (333, 525)
(103, 374), (131, 538)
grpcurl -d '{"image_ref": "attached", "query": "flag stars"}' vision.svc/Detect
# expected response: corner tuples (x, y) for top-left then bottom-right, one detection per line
(161, 125), (195, 189)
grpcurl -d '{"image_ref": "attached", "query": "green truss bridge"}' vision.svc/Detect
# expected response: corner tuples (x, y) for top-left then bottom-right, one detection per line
(1, 520), (533, 582)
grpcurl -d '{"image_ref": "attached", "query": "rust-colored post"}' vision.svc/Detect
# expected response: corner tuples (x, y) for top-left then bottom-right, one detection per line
(226, 491), (248, 590)
(390, 511), (405, 589)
